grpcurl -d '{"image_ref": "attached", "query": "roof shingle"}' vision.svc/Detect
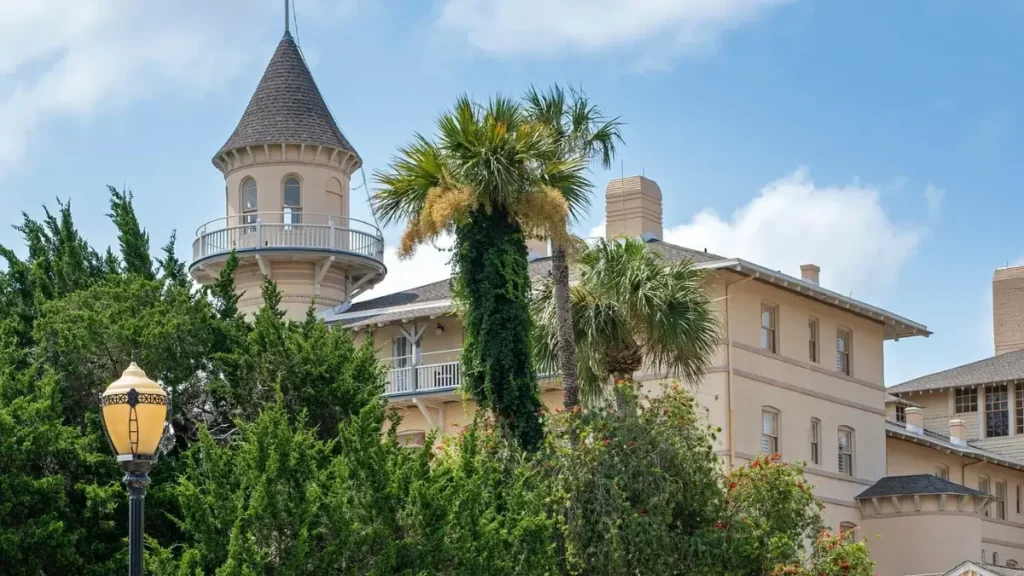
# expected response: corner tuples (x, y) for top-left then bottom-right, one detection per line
(216, 32), (358, 162)
(888, 348), (1024, 394)
(856, 474), (984, 499)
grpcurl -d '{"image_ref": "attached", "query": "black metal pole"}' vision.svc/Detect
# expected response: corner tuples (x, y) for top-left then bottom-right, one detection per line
(125, 472), (151, 576)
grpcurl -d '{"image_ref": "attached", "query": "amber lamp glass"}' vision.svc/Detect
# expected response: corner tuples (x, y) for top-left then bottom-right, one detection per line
(100, 362), (168, 462)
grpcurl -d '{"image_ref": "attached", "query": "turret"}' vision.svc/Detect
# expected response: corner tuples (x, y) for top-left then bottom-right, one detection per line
(189, 31), (386, 319)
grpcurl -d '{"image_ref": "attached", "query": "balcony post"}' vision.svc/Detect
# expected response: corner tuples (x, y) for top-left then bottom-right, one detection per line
(256, 217), (262, 247)
(329, 219), (336, 249)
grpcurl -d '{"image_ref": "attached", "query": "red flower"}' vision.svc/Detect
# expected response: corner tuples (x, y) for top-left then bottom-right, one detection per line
(627, 440), (637, 448)
(636, 507), (645, 515)
(603, 437), (611, 446)
(797, 482), (803, 489)
(728, 482), (737, 490)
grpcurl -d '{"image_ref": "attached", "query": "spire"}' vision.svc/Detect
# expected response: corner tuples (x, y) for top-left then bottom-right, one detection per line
(213, 32), (359, 168)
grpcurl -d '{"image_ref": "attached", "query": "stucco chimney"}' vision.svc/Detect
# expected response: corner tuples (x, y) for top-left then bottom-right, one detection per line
(950, 419), (967, 447)
(905, 407), (924, 434)
(526, 238), (549, 261)
(993, 265), (1024, 355)
(605, 176), (663, 241)
(800, 264), (820, 285)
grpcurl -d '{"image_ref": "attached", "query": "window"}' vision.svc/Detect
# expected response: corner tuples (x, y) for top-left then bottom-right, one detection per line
(761, 304), (777, 353)
(996, 481), (1007, 520)
(979, 477), (991, 517)
(895, 404), (906, 423)
(810, 418), (821, 465)
(987, 384), (1009, 438)
(956, 387), (978, 413)
(397, 430), (426, 448)
(839, 522), (857, 535)
(283, 176), (302, 227)
(1017, 382), (1024, 434)
(935, 464), (949, 481)
(836, 329), (852, 375)
(808, 318), (818, 363)
(762, 409), (779, 454)
(241, 178), (258, 230)
(994, 552), (999, 565)
(838, 427), (854, 476)
(392, 335), (413, 369)
(1008, 560), (1019, 569)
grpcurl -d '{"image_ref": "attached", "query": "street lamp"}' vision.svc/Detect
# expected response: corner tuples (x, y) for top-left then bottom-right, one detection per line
(100, 362), (168, 576)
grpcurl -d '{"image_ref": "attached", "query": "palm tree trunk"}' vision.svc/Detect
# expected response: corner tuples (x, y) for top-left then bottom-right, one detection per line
(551, 239), (581, 409)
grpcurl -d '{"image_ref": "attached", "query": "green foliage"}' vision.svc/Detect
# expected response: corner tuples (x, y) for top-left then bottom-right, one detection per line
(455, 208), (543, 449)
(770, 530), (875, 576)
(157, 231), (189, 291)
(107, 186), (154, 280)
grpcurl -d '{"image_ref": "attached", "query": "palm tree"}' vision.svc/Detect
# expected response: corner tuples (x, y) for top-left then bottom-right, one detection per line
(532, 237), (720, 415)
(522, 85), (623, 410)
(373, 95), (586, 449)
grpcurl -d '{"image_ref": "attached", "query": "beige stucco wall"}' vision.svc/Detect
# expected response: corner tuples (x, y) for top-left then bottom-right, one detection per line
(863, 511), (983, 576)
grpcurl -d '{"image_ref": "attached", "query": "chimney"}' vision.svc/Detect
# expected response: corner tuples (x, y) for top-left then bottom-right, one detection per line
(800, 264), (820, 285)
(526, 238), (549, 261)
(993, 265), (1024, 355)
(950, 419), (967, 447)
(905, 407), (924, 434)
(605, 176), (663, 241)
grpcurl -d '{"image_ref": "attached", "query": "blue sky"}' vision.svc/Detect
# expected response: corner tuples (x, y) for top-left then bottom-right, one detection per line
(0, 0), (1021, 386)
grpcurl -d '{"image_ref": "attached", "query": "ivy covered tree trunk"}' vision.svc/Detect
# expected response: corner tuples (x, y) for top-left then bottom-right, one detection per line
(550, 239), (581, 409)
(454, 208), (543, 450)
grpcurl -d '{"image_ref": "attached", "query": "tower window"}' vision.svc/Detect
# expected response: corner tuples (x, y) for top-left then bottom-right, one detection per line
(284, 177), (302, 227)
(242, 178), (258, 230)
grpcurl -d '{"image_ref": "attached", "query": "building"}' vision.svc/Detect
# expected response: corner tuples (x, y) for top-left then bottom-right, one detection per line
(187, 26), (1024, 576)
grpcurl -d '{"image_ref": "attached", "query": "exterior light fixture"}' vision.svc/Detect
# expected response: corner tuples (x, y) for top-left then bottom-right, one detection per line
(434, 323), (445, 336)
(100, 362), (168, 576)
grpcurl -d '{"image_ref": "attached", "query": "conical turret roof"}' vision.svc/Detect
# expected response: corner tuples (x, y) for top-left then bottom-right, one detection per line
(215, 32), (358, 164)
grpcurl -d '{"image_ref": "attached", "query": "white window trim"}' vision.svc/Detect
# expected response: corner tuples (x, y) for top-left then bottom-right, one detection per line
(761, 407), (780, 455)
(810, 418), (821, 465)
(836, 327), (852, 376)
(808, 317), (819, 363)
(760, 303), (778, 354)
(838, 426), (855, 477)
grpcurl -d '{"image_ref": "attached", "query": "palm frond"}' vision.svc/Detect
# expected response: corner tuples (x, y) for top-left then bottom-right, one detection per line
(372, 134), (447, 227)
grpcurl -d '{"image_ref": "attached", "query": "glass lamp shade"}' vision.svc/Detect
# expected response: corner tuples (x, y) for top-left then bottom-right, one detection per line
(100, 362), (168, 461)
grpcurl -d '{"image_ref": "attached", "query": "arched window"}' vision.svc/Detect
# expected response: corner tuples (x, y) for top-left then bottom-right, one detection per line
(838, 426), (854, 476)
(761, 407), (779, 455)
(241, 178), (258, 230)
(839, 522), (856, 535)
(283, 176), (302, 227)
(1007, 559), (1018, 568)
(993, 551), (998, 565)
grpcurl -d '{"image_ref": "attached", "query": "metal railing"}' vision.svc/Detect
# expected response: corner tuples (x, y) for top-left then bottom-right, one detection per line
(385, 349), (462, 396)
(192, 212), (385, 263)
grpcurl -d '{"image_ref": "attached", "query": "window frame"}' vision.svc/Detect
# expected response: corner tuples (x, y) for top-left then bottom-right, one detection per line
(1017, 382), (1024, 434)
(283, 175), (302, 227)
(808, 317), (819, 363)
(986, 384), (1010, 438)
(979, 476), (991, 517)
(836, 328), (852, 376)
(996, 480), (1007, 520)
(839, 521), (857, 535)
(935, 464), (949, 481)
(955, 386), (978, 413)
(760, 304), (778, 354)
(895, 404), (906, 423)
(241, 177), (258, 229)
(810, 418), (821, 465)
(761, 407), (780, 455)
(837, 426), (854, 477)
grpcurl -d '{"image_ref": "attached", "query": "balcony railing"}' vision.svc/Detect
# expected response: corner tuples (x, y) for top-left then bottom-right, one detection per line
(385, 349), (462, 396)
(192, 212), (385, 264)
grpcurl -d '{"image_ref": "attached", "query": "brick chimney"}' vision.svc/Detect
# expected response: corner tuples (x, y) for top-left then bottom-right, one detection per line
(994, 265), (1024, 355)
(605, 176), (663, 240)
(950, 419), (967, 447)
(905, 407), (923, 434)
(800, 264), (820, 285)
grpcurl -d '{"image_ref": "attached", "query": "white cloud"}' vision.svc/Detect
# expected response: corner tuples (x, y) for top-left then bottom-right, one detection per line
(924, 184), (945, 219)
(437, 0), (792, 57)
(588, 169), (925, 301)
(0, 0), (297, 179)
(357, 233), (456, 301)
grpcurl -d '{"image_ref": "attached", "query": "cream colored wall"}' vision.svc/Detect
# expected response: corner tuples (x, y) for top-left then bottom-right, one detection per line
(223, 144), (352, 224)
(862, 512), (983, 576)
(886, 436), (1024, 568)
(234, 259), (348, 317)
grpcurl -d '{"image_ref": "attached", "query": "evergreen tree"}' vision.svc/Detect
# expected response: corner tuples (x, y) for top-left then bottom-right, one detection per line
(107, 186), (154, 280)
(157, 231), (189, 290)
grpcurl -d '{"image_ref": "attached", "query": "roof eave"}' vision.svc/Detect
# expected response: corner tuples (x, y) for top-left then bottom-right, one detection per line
(886, 426), (1024, 471)
(696, 259), (931, 340)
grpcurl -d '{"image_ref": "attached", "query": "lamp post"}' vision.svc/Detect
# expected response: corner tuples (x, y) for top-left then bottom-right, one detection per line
(99, 362), (168, 576)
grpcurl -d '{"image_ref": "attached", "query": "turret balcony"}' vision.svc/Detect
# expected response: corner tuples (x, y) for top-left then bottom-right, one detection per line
(188, 212), (386, 297)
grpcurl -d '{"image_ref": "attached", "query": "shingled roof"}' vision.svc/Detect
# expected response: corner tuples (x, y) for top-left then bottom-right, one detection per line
(337, 240), (724, 322)
(888, 348), (1024, 394)
(856, 474), (985, 499)
(215, 32), (358, 163)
